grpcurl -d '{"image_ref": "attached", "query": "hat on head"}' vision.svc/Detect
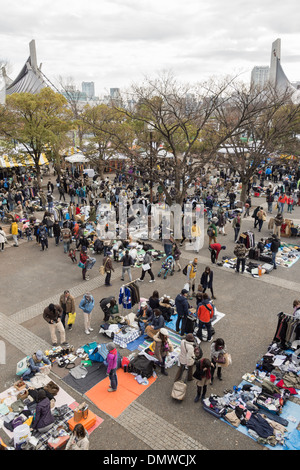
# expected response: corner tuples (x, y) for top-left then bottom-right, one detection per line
(106, 342), (115, 351)
(36, 350), (43, 360)
(141, 301), (147, 308)
(221, 246), (226, 250)
(160, 328), (169, 337)
(185, 333), (194, 342)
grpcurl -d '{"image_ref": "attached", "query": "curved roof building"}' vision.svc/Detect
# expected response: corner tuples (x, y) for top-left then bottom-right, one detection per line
(4, 40), (47, 97)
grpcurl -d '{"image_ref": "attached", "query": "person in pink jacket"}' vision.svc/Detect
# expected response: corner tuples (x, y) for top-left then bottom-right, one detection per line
(106, 342), (118, 392)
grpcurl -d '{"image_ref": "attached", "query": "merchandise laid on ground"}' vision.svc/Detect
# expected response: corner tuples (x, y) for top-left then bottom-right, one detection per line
(0, 367), (103, 450)
(202, 314), (300, 450)
(221, 238), (300, 276)
(0, 293), (226, 450)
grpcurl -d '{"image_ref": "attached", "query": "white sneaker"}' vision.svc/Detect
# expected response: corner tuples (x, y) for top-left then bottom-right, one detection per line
(89, 327), (94, 332)
(85, 329), (90, 335)
(149, 279), (155, 283)
(138, 279), (144, 282)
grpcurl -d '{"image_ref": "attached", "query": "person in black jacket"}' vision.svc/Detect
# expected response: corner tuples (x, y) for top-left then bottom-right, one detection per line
(53, 221), (61, 246)
(200, 267), (215, 299)
(175, 289), (190, 336)
(148, 290), (160, 310)
(121, 250), (134, 281)
(270, 234), (281, 270)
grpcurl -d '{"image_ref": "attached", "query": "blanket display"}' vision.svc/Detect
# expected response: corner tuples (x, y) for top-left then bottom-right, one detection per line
(203, 337), (300, 450)
(0, 374), (102, 450)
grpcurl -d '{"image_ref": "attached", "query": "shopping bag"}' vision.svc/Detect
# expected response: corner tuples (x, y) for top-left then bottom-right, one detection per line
(16, 356), (30, 376)
(67, 312), (77, 325)
(99, 265), (105, 275)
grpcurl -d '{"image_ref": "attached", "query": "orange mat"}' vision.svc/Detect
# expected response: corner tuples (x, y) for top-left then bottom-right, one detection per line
(85, 370), (156, 418)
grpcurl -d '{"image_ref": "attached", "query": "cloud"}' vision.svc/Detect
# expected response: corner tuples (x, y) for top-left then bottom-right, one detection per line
(1, 0), (299, 93)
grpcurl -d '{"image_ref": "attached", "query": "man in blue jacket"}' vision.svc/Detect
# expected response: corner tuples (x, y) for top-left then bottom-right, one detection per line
(175, 289), (190, 336)
(79, 293), (95, 335)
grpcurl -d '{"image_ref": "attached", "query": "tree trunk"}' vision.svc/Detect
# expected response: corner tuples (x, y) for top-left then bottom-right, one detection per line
(240, 179), (249, 203)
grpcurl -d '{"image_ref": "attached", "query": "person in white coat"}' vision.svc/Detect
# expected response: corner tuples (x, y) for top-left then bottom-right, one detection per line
(173, 333), (196, 382)
(0, 226), (7, 251)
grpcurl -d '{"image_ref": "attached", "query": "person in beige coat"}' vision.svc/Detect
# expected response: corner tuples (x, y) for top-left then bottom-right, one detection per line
(153, 328), (174, 376)
(174, 333), (196, 382)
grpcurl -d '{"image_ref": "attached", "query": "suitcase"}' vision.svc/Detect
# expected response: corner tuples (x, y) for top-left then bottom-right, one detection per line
(202, 402), (222, 419)
(171, 368), (189, 401)
(261, 263), (274, 273)
(47, 435), (70, 450)
(185, 315), (197, 334)
(259, 254), (272, 263)
(68, 409), (97, 431)
(249, 248), (260, 260)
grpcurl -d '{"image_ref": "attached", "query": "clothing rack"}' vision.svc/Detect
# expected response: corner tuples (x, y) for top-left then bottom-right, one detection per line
(121, 279), (140, 287)
(119, 279), (141, 314)
(274, 312), (300, 347)
(277, 312), (296, 318)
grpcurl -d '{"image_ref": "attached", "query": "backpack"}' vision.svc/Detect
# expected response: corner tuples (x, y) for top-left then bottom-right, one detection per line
(182, 264), (189, 276)
(207, 227), (215, 237)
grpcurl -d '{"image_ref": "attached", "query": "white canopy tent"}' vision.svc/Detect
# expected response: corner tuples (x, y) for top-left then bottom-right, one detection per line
(65, 153), (89, 163)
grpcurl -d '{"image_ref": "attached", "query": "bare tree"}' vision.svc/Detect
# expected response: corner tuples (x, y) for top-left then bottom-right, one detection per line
(214, 83), (300, 201)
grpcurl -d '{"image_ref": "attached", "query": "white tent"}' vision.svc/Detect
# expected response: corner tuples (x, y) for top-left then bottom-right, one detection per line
(65, 153), (89, 163)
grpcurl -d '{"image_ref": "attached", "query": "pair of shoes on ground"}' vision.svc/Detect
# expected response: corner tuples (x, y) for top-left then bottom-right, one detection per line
(85, 327), (94, 335)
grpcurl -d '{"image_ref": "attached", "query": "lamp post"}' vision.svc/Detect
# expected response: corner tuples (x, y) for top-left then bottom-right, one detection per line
(146, 122), (155, 204)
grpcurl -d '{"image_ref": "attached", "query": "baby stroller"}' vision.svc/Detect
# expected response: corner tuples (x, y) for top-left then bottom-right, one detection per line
(157, 255), (175, 279)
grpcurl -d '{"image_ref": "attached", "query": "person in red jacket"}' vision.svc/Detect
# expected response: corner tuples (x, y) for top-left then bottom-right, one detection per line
(196, 293), (215, 341)
(209, 243), (226, 264)
(278, 194), (288, 213)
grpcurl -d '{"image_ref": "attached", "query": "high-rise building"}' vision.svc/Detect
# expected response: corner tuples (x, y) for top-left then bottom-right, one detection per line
(82, 81), (95, 99)
(250, 66), (270, 89)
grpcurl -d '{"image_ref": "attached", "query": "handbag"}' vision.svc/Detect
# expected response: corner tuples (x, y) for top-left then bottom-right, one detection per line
(216, 353), (226, 364)
(78, 262), (85, 268)
(99, 258), (108, 275)
(67, 312), (77, 325)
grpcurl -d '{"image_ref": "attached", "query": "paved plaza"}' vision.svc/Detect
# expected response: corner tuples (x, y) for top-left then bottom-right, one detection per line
(1, 187), (300, 452)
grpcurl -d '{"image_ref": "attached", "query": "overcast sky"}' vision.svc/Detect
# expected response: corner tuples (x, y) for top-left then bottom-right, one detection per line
(1, 0), (299, 96)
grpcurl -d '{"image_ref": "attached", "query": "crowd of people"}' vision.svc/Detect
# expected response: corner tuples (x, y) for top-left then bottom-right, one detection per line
(1, 160), (300, 450)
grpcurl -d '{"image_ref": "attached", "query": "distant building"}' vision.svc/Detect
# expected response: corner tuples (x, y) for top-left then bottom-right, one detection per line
(82, 81), (95, 99)
(250, 66), (270, 89)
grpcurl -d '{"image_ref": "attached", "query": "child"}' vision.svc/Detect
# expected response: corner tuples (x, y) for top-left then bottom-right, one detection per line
(25, 225), (33, 241)
(68, 248), (77, 263)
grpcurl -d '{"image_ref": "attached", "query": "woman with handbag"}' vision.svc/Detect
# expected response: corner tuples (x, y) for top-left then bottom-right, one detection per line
(210, 338), (227, 383)
(193, 358), (211, 403)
